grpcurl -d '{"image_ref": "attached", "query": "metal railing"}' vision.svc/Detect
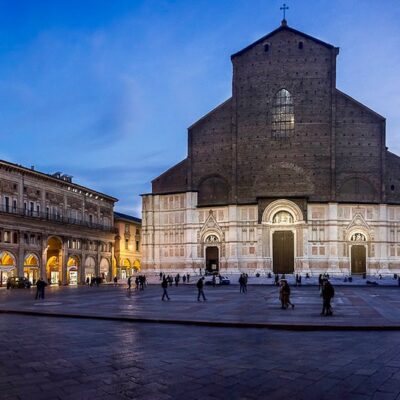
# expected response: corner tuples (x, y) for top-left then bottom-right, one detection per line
(0, 204), (116, 233)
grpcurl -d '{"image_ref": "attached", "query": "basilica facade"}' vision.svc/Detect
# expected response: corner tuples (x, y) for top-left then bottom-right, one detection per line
(141, 20), (400, 276)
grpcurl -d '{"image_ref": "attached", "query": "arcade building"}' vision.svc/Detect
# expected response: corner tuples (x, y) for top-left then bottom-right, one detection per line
(141, 19), (400, 276)
(0, 160), (117, 285)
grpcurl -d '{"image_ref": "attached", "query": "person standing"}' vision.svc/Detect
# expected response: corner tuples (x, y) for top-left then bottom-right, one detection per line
(161, 277), (170, 301)
(239, 274), (245, 293)
(35, 278), (43, 300)
(113, 276), (118, 286)
(321, 280), (334, 316)
(175, 274), (180, 287)
(196, 277), (207, 301)
(35, 277), (47, 300)
(159, 271), (163, 281)
(127, 276), (132, 290)
(186, 273), (190, 283)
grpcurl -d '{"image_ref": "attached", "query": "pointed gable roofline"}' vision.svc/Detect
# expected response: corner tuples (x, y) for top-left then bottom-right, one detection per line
(231, 23), (336, 59)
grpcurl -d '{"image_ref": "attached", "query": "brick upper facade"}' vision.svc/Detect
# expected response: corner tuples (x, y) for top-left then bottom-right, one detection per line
(151, 21), (400, 206)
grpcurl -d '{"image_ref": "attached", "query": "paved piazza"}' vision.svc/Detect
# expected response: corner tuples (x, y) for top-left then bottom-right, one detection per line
(1, 280), (400, 328)
(1, 314), (400, 400)
(1, 283), (400, 399)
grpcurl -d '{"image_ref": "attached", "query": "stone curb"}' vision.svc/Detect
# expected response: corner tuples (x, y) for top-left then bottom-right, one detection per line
(1, 308), (400, 331)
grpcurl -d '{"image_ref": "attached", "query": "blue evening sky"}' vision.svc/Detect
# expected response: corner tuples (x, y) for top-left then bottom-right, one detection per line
(1, 0), (399, 216)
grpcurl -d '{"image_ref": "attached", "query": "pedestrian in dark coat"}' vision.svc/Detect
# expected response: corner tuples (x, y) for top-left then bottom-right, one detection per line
(321, 280), (334, 316)
(239, 274), (245, 293)
(196, 277), (207, 301)
(127, 276), (132, 290)
(35, 277), (47, 300)
(282, 281), (294, 309)
(161, 278), (170, 301)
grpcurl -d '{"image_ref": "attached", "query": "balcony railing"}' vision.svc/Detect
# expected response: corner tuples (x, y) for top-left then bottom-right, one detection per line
(0, 204), (116, 233)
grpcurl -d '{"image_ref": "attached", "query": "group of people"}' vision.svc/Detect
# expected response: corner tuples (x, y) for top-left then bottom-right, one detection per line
(86, 276), (103, 286)
(35, 277), (47, 300)
(161, 276), (207, 301)
(161, 271), (336, 316)
(127, 275), (147, 290)
(159, 272), (190, 286)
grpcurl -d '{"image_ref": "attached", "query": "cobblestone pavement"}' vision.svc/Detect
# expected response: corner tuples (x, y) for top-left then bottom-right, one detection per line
(1, 284), (400, 328)
(1, 314), (400, 400)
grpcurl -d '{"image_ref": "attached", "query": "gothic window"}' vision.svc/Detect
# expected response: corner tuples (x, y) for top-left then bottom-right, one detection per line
(271, 89), (294, 139)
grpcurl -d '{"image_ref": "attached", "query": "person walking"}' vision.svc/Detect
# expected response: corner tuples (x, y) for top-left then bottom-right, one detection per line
(127, 276), (132, 290)
(196, 277), (207, 301)
(321, 279), (335, 316)
(243, 273), (248, 293)
(186, 273), (190, 283)
(161, 277), (170, 301)
(175, 274), (180, 287)
(282, 280), (294, 309)
(182, 275), (186, 283)
(113, 276), (118, 286)
(159, 271), (163, 281)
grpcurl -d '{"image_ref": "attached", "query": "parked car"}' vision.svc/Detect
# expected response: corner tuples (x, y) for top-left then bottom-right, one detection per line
(205, 275), (230, 286)
(6, 277), (32, 289)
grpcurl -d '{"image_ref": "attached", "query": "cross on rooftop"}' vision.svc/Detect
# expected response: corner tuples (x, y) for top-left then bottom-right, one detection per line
(280, 3), (289, 20)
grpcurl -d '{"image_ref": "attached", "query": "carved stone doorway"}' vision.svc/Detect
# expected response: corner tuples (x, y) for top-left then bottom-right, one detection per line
(205, 246), (219, 273)
(351, 245), (366, 274)
(273, 231), (294, 274)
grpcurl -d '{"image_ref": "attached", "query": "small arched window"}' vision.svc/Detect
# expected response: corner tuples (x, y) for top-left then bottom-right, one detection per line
(271, 89), (294, 139)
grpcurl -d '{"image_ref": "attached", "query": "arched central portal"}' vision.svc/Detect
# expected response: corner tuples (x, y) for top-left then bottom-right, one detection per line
(46, 237), (62, 284)
(351, 245), (366, 274)
(273, 231), (294, 274)
(205, 246), (219, 273)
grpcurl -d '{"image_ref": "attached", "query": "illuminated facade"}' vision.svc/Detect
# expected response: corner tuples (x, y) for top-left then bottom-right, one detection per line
(142, 21), (400, 276)
(114, 212), (141, 279)
(0, 160), (117, 285)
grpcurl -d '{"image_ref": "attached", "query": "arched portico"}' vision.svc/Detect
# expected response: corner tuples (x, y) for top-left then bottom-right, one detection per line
(67, 255), (80, 285)
(100, 257), (110, 281)
(0, 251), (17, 286)
(84, 256), (96, 281)
(46, 236), (63, 284)
(24, 253), (40, 284)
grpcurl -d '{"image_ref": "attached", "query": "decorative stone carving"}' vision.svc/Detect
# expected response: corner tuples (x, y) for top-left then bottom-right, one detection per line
(0, 179), (18, 195)
(350, 233), (366, 242)
(46, 192), (64, 204)
(205, 234), (219, 243)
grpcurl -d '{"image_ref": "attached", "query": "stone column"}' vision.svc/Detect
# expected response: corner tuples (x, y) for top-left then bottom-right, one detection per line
(18, 241), (25, 277)
(61, 241), (68, 285)
(327, 203), (341, 276)
(41, 236), (48, 282)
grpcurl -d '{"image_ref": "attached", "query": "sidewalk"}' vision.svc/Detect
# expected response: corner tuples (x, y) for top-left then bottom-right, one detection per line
(1, 284), (400, 330)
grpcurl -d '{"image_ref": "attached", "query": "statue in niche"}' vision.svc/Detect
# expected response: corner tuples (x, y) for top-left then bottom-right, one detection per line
(273, 211), (294, 224)
(350, 233), (366, 242)
(205, 234), (219, 243)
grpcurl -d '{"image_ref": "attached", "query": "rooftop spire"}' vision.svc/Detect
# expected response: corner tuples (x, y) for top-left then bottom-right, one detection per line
(280, 3), (289, 26)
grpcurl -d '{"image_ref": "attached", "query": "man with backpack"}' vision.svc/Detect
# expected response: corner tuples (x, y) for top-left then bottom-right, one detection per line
(196, 277), (207, 301)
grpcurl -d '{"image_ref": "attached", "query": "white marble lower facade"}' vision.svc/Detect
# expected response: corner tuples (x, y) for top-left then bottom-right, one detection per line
(141, 192), (400, 276)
